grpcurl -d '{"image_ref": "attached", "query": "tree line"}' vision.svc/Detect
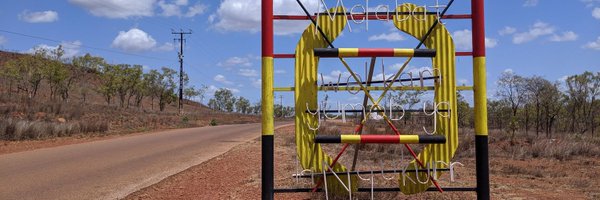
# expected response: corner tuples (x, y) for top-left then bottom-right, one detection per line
(0, 46), (207, 112)
(207, 88), (295, 117)
(458, 71), (599, 138)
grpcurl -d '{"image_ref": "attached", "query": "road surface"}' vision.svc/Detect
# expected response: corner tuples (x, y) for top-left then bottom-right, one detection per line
(0, 123), (288, 200)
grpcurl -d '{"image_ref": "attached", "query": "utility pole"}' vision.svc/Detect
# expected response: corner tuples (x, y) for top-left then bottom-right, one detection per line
(172, 29), (192, 115)
(279, 95), (283, 118)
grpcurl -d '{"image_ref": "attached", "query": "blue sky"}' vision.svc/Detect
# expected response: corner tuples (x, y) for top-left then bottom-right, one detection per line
(0, 0), (599, 106)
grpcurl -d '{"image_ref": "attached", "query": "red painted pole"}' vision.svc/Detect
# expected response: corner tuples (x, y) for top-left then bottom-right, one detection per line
(261, 0), (274, 199)
(471, 0), (490, 199)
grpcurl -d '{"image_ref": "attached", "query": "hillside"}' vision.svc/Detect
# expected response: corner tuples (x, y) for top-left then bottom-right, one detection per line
(0, 50), (259, 144)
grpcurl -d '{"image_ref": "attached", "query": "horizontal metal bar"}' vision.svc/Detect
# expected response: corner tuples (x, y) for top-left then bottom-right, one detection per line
(273, 13), (471, 20)
(274, 86), (435, 92)
(315, 134), (446, 144)
(274, 86), (472, 92)
(456, 51), (473, 56)
(456, 86), (473, 91)
(305, 109), (449, 113)
(273, 54), (294, 58)
(320, 76), (440, 87)
(292, 168), (450, 178)
(273, 52), (472, 58)
(274, 187), (477, 193)
(314, 48), (436, 58)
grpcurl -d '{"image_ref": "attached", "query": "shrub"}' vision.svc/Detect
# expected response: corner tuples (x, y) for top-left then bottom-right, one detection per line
(210, 119), (218, 126)
(0, 118), (108, 141)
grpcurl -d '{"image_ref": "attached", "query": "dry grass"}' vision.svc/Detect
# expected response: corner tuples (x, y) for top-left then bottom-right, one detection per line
(0, 118), (109, 140)
(0, 93), (259, 141)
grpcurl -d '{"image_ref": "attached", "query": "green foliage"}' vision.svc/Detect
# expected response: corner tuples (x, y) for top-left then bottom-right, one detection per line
(456, 92), (473, 127)
(235, 96), (251, 114)
(72, 53), (105, 73)
(0, 51), (46, 99)
(209, 119), (218, 126)
(183, 84), (207, 103)
(208, 88), (236, 112)
(490, 71), (600, 138)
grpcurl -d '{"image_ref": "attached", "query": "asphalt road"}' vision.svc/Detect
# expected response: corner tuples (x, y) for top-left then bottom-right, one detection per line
(0, 123), (287, 200)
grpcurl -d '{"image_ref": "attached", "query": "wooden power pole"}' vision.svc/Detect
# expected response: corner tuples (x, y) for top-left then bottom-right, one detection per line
(172, 29), (192, 115)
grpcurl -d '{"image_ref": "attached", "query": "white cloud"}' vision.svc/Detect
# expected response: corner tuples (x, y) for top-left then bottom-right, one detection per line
(452, 29), (498, 50)
(549, 31), (578, 42)
(210, 0), (318, 35)
(217, 56), (253, 68)
(389, 64), (432, 75)
(593, 7), (600, 19)
(486, 38), (498, 48)
(214, 74), (234, 85)
(158, 1), (182, 17)
(504, 68), (514, 74)
(238, 68), (258, 77)
(69, 0), (156, 19)
(373, 73), (394, 81)
(320, 70), (351, 84)
(0, 36), (6, 45)
(458, 79), (469, 85)
(498, 26), (516, 36)
(185, 3), (207, 17)
(523, 0), (539, 7)
(26, 40), (82, 58)
(19, 10), (59, 23)
(156, 42), (175, 51)
(558, 75), (569, 83)
(275, 69), (286, 74)
(368, 32), (405, 42)
(158, 0), (207, 17)
(111, 28), (158, 52)
(582, 0), (600, 7)
(207, 85), (239, 96)
(512, 22), (555, 44)
(251, 78), (261, 88)
(583, 36), (600, 50)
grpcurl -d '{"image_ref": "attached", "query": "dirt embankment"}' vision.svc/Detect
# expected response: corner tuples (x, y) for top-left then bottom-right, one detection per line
(126, 125), (600, 199)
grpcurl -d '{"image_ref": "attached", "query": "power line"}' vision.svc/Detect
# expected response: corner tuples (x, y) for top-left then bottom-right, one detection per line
(0, 29), (174, 62)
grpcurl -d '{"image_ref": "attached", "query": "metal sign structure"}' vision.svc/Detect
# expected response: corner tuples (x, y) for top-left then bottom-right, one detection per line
(261, 0), (489, 199)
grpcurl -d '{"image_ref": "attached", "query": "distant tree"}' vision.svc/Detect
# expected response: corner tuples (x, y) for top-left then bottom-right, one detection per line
(524, 76), (547, 136)
(208, 88), (236, 112)
(183, 84), (208, 104)
(2, 54), (45, 99)
(71, 53), (105, 73)
(497, 71), (526, 137)
(39, 46), (68, 100)
(487, 99), (510, 131)
(250, 102), (262, 115)
(72, 54), (106, 103)
(456, 92), (473, 128)
(143, 69), (161, 110)
(235, 96), (251, 114)
(538, 81), (562, 137)
(565, 71), (600, 135)
(98, 63), (119, 105)
(157, 67), (177, 112)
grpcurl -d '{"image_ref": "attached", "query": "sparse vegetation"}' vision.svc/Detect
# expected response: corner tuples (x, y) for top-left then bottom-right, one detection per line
(0, 50), (259, 142)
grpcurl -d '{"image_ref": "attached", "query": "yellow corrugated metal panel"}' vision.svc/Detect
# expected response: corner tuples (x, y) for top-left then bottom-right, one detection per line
(393, 3), (459, 194)
(294, 6), (357, 194)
